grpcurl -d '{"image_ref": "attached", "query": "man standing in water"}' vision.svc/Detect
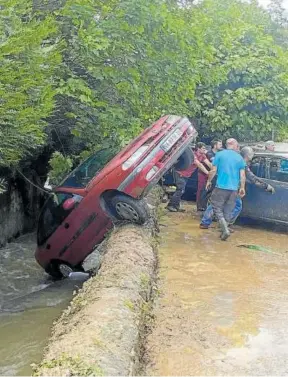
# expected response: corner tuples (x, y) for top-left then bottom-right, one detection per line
(200, 146), (275, 230)
(206, 138), (246, 240)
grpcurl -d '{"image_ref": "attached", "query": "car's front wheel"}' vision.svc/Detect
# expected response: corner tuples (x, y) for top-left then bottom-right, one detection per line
(45, 261), (82, 279)
(110, 194), (149, 225)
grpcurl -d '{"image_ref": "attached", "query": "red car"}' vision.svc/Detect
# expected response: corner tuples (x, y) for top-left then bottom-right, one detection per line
(35, 115), (197, 278)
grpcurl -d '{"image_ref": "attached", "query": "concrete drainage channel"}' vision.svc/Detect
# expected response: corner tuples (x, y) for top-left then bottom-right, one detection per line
(33, 187), (162, 376)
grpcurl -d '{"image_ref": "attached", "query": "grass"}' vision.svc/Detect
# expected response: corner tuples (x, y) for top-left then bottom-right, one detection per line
(32, 353), (104, 376)
(124, 299), (135, 312)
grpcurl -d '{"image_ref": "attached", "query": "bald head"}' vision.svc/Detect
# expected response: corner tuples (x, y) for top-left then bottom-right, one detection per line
(226, 138), (239, 151)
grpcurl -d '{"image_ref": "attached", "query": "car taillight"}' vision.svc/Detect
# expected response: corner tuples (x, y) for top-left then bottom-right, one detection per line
(62, 198), (77, 210)
(122, 145), (149, 170)
(187, 125), (194, 135)
(62, 195), (83, 211)
(146, 166), (159, 180)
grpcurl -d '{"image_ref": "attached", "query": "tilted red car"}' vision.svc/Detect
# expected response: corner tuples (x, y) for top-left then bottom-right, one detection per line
(35, 115), (197, 277)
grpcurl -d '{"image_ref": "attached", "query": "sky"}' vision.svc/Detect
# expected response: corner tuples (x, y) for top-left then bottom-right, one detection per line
(258, 0), (288, 9)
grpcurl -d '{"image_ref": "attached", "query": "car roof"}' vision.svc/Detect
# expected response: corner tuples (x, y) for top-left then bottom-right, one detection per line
(254, 151), (288, 159)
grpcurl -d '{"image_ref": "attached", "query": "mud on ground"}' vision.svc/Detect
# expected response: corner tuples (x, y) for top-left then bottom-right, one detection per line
(145, 203), (288, 376)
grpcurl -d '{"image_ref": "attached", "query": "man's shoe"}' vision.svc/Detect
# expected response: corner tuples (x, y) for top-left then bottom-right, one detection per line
(220, 231), (230, 241)
(219, 218), (231, 241)
(199, 224), (209, 229)
(166, 206), (178, 212)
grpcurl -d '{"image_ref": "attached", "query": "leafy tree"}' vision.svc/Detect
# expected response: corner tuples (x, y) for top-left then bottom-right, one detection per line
(0, 0), (61, 167)
(187, 0), (288, 141)
(51, 0), (208, 156)
(1, 0), (288, 175)
(48, 151), (73, 185)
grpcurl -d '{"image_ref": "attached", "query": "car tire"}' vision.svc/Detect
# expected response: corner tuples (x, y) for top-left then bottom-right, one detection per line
(45, 261), (82, 279)
(110, 194), (149, 225)
(174, 147), (194, 171)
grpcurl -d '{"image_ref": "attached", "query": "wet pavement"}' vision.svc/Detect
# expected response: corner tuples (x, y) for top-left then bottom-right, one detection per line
(146, 203), (288, 376)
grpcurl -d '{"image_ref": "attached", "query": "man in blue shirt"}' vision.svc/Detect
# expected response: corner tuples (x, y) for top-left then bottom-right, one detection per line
(206, 138), (246, 240)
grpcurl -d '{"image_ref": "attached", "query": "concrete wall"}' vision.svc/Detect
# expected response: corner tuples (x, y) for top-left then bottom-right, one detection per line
(0, 172), (44, 247)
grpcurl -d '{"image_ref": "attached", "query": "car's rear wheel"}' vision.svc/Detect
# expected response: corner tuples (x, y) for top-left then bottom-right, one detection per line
(174, 147), (194, 171)
(110, 194), (149, 225)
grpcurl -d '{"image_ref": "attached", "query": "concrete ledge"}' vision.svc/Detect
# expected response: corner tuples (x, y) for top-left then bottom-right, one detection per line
(33, 188), (162, 376)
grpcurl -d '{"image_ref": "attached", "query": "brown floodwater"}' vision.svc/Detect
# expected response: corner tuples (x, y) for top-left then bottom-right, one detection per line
(146, 203), (288, 376)
(0, 234), (82, 376)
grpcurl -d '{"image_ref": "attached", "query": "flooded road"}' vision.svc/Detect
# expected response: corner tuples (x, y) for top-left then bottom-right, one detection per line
(146, 203), (288, 376)
(0, 234), (82, 376)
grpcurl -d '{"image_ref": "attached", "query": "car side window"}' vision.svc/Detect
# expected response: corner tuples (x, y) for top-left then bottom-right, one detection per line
(250, 156), (266, 178)
(267, 157), (288, 183)
(62, 148), (119, 188)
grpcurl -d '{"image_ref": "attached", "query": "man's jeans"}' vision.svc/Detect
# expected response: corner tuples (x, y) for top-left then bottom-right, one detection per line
(201, 196), (242, 226)
(167, 172), (188, 209)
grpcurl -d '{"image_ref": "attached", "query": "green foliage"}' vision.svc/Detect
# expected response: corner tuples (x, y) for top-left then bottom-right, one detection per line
(48, 152), (73, 185)
(52, 0), (206, 154)
(32, 353), (104, 376)
(188, 0), (288, 141)
(1, 0), (288, 173)
(0, 0), (61, 167)
(0, 178), (8, 194)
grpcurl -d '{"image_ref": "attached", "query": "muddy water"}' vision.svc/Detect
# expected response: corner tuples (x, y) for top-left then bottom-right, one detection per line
(0, 234), (82, 376)
(146, 204), (288, 376)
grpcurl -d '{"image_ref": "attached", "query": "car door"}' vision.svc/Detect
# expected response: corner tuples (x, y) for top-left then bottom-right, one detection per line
(241, 156), (268, 220)
(262, 156), (288, 223)
(242, 156), (288, 224)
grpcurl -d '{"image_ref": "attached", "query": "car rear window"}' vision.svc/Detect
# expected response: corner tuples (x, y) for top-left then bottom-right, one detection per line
(61, 147), (119, 188)
(37, 193), (81, 246)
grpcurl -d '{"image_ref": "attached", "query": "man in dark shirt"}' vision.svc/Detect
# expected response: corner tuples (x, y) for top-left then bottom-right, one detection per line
(167, 143), (211, 212)
(198, 139), (222, 210)
(206, 139), (223, 162)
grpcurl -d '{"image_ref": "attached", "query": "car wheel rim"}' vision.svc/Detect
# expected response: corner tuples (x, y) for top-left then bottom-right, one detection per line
(115, 202), (140, 222)
(59, 264), (73, 278)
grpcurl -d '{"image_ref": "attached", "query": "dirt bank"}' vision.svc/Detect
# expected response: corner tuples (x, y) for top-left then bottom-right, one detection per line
(34, 189), (161, 376)
(145, 203), (288, 376)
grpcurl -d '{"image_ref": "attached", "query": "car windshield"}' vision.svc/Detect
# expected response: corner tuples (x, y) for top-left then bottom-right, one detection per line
(61, 148), (119, 188)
